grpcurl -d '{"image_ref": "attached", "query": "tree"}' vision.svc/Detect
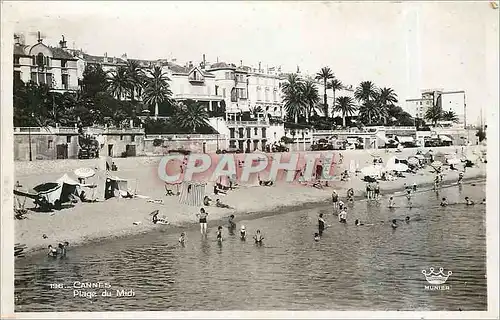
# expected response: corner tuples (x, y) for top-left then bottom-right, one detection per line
(249, 106), (263, 118)
(142, 66), (172, 118)
(107, 66), (132, 101)
(81, 64), (108, 98)
(334, 96), (357, 128)
(281, 74), (305, 123)
(425, 104), (443, 126)
(301, 79), (320, 123)
(126, 60), (145, 101)
(327, 78), (343, 115)
(386, 105), (414, 126)
(315, 67), (334, 117)
(358, 100), (383, 125)
(377, 87), (398, 124)
(174, 100), (209, 133)
(354, 81), (377, 104)
(441, 110), (459, 123)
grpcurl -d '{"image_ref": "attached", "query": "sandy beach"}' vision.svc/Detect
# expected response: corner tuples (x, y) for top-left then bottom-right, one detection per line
(14, 146), (486, 256)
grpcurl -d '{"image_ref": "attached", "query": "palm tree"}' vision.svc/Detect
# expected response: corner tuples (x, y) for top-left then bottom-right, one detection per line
(376, 87), (398, 124)
(142, 66), (172, 118)
(441, 110), (459, 123)
(174, 100), (209, 132)
(301, 79), (320, 123)
(424, 104), (443, 127)
(334, 96), (357, 127)
(327, 78), (343, 113)
(315, 67), (334, 117)
(107, 66), (132, 101)
(354, 81), (377, 105)
(249, 106), (263, 118)
(358, 100), (384, 125)
(126, 60), (145, 101)
(282, 74), (305, 123)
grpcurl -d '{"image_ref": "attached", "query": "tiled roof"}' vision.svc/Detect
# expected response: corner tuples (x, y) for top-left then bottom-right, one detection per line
(168, 62), (190, 74)
(209, 62), (236, 69)
(82, 53), (127, 65)
(49, 47), (77, 60)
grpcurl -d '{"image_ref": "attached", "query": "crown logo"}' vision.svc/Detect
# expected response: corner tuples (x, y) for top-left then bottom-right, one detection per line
(422, 267), (452, 285)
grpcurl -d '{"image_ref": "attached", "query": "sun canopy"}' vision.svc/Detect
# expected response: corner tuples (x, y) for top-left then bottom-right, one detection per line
(396, 136), (414, 143)
(439, 135), (453, 142)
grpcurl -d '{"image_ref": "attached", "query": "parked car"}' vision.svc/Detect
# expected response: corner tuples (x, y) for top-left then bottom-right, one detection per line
(272, 144), (289, 152)
(217, 147), (243, 154)
(168, 149), (191, 155)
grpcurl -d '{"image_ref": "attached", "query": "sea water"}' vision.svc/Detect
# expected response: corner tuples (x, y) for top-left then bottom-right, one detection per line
(15, 180), (487, 311)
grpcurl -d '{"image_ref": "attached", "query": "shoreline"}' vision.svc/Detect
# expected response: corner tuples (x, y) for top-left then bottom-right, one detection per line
(16, 174), (486, 260)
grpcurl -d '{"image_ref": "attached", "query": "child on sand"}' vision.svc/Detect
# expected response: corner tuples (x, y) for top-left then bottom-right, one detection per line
(391, 219), (398, 229)
(338, 209), (347, 223)
(332, 190), (339, 209)
(253, 230), (264, 244)
(318, 213), (327, 236)
(440, 198), (448, 207)
(465, 197), (475, 205)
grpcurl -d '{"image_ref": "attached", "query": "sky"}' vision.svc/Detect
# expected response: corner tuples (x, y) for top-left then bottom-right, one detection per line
(3, 1), (499, 126)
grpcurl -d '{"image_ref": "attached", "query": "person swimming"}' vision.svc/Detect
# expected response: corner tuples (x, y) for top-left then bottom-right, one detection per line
(355, 219), (364, 226)
(253, 229), (264, 244)
(388, 197), (396, 208)
(240, 225), (247, 240)
(57, 243), (68, 257)
(228, 214), (236, 234)
(465, 197), (475, 205)
(440, 197), (448, 207)
(216, 226), (223, 242)
(178, 232), (186, 245)
(405, 216), (410, 224)
(314, 233), (320, 242)
(391, 219), (398, 229)
(481, 198), (486, 205)
(47, 245), (58, 257)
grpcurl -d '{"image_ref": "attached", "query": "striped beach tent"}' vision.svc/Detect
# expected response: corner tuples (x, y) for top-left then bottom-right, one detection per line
(179, 181), (206, 207)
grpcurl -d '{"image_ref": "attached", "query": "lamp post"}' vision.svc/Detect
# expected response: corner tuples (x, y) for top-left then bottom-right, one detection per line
(28, 113), (34, 161)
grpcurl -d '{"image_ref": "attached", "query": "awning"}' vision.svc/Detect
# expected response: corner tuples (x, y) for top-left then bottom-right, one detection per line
(396, 136), (414, 143)
(439, 135), (453, 142)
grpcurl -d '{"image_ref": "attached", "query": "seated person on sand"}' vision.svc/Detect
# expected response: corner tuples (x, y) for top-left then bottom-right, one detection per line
(465, 197), (475, 206)
(258, 175), (274, 186)
(203, 195), (212, 206)
(120, 190), (134, 199)
(312, 181), (324, 189)
(214, 183), (228, 195)
(216, 199), (233, 209)
(151, 210), (169, 224)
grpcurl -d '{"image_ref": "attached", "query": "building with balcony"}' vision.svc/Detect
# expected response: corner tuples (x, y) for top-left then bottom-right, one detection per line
(13, 33), (79, 92)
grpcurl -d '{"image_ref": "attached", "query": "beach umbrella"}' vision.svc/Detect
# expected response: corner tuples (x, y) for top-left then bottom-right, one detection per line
(74, 167), (96, 179)
(430, 161), (443, 168)
(32, 182), (60, 193)
(407, 157), (419, 166)
(386, 163), (408, 172)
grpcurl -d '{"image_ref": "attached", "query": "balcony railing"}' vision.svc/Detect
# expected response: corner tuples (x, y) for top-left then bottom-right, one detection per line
(226, 120), (269, 126)
(146, 133), (224, 140)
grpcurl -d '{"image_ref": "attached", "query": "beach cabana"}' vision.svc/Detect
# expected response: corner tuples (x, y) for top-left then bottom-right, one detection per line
(32, 182), (63, 205)
(105, 175), (136, 199)
(56, 174), (82, 203)
(179, 181), (206, 207)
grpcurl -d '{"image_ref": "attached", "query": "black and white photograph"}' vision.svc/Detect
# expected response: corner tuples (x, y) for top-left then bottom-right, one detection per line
(1, 1), (498, 318)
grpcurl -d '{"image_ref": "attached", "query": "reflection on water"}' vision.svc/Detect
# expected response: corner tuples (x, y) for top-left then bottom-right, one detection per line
(15, 182), (487, 311)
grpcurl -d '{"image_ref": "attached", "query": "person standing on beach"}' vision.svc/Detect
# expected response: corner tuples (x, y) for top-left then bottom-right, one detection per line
(338, 153), (344, 164)
(216, 226), (223, 242)
(458, 172), (464, 185)
(318, 213), (327, 236)
(338, 208), (347, 223)
(332, 190), (339, 210)
(388, 197), (396, 208)
(374, 182), (380, 200)
(196, 208), (208, 235)
(433, 175), (440, 190)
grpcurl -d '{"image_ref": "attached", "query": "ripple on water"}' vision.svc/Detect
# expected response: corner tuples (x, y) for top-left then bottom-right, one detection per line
(15, 182), (487, 311)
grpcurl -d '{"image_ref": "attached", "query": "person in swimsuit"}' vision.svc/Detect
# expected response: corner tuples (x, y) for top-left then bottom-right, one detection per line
(388, 197), (396, 208)
(228, 214), (236, 235)
(253, 229), (264, 244)
(196, 208), (208, 235)
(374, 182), (380, 200)
(58, 243), (68, 257)
(481, 198), (486, 205)
(465, 197), (475, 205)
(406, 189), (412, 208)
(405, 216), (410, 224)
(338, 200), (345, 211)
(458, 172), (464, 185)
(203, 196), (212, 206)
(314, 233), (320, 242)
(318, 213), (326, 236)
(216, 226), (223, 242)
(240, 225), (247, 240)
(355, 219), (364, 226)
(440, 197), (448, 207)
(412, 182), (417, 192)
(47, 245), (58, 257)
(338, 209), (347, 223)
(347, 188), (354, 202)
(332, 190), (339, 210)
(391, 219), (398, 229)
(178, 232), (186, 245)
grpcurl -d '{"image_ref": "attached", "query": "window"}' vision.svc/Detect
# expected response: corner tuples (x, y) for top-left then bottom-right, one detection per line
(46, 73), (53, 88)
(14, 56), (20, 65)
(254, 128), (258, 135)
(14, 71), (21, 82)
(30, 72), (36, 83)
(48, 140), (53, 149)
(66, 136), (72, 143)
(273, 90), (277, 101)
(222, 88), (226, 98)
(419, 102), (422, 105)
(36, 53), (45, 67)
(230, 128), (235, 139)
(215, 85), (219, 96)
(246, 128), (251, 138)
(262, 128), (266, 138)
(120, 135), (123, 140)
(61, 74), (69, 89)
(238, 128), (244, 138)
(38, 73), (45, 84)
(61, 60), (67, 68)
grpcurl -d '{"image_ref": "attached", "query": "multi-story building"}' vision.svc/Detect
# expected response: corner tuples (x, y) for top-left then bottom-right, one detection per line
(13, 33), (79, 92)
(405, 89), (466, 127)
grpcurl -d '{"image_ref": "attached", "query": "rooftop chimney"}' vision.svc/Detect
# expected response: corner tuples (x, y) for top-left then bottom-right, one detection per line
(59, 35), (67, 48)
(104, 52), (107, 58)
(217, 56), (219, 63)
(37, 31), (42, 43)
(258, 62), (261, 72)
(202, 54), (206, 69)
(240, 60), (243, 67)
